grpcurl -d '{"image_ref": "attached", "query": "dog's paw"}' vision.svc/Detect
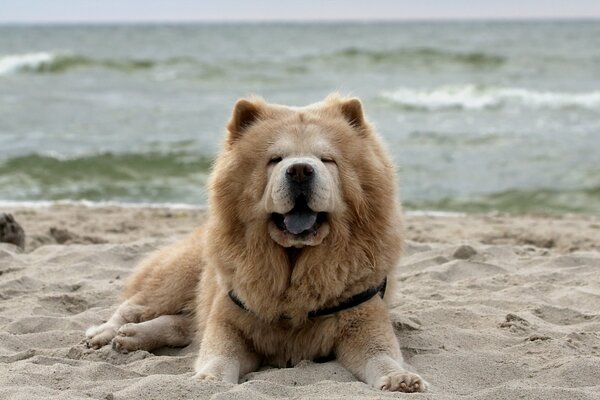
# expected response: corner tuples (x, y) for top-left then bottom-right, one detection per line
(111, 323), (147, 353)
(377, 371), (428, 393)
(194, 372), (219, 382)
(194, 356), (239, 384)
(0, 213), (25, 249)
(85, 323), (118, 349)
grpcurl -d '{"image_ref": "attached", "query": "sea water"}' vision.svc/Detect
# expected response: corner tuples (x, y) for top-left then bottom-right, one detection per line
(0, 21), (599, 214)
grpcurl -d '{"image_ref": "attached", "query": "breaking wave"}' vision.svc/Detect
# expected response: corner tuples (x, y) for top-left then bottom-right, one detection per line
(381, 84), (600, 110)
(0, 52), (56, 75)
(0, 51), (191, 76)
(0, 151), (212, 202)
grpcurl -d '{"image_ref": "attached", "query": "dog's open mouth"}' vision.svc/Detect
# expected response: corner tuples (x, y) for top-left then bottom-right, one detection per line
(271, 196), (328, 237)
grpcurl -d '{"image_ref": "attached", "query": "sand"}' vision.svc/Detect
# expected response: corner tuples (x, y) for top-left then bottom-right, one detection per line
(1, 205), (599, 399)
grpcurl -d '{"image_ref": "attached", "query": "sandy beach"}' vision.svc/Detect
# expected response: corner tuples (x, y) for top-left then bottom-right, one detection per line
(1, 205), (599, 399)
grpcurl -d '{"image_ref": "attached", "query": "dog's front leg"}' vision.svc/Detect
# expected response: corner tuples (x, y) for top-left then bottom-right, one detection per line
(194, 311), (259, 384)
(335, 301), (428, 393)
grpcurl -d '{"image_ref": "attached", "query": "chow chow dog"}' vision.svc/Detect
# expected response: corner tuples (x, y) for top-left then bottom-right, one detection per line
(86, 94), (427, 392)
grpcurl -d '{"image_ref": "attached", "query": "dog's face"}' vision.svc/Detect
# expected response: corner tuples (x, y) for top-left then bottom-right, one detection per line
(262, 123), (346, 247)
(209, 95), (397, 251)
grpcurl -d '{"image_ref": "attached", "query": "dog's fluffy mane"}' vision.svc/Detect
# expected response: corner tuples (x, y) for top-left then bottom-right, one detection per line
(204, 95), (403, 324)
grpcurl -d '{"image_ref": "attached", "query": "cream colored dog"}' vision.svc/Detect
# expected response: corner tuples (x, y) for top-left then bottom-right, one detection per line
(86, 95), (427, 393)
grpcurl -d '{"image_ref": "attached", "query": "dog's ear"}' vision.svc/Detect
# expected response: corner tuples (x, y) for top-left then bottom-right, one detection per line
(227, 98), (264, 144)
(339, 97), (366, 129)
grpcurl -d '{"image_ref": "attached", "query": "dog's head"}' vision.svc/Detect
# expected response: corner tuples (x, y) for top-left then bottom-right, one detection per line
(209, 94), (399, 251)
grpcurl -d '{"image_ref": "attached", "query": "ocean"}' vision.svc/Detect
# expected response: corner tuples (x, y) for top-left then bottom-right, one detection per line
(1, 21), (599, 214)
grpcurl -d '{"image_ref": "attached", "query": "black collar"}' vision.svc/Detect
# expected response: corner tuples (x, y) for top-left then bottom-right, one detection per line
(228, 277), (387, 319)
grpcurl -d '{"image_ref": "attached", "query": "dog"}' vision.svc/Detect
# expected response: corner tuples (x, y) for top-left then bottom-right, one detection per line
(86, 94), (427, 393)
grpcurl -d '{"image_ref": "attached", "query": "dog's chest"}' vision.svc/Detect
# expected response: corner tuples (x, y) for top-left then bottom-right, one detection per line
(245, 316), (339, 368)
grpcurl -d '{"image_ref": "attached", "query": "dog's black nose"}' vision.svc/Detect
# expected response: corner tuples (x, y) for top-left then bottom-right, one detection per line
(286, 163), (314, 183)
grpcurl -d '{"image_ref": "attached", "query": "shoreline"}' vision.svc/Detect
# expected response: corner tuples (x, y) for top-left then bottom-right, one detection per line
(2, 203), (598, 253)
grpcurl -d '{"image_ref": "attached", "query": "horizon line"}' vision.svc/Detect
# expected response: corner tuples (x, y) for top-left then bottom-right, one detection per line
(1, 16), (599, 26)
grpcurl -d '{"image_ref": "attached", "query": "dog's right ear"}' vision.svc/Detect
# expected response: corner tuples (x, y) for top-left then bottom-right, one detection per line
(227, 98), (264, 144)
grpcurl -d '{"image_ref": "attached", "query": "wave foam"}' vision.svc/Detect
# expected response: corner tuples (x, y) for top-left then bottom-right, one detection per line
(0, 199), (205, 210)
(0, 51), (168, 76)
(0, 52), (57, 75)
(381, 84), (600, 110)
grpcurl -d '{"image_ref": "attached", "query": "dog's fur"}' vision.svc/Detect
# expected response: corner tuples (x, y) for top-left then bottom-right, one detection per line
(86, 95), (427, 392)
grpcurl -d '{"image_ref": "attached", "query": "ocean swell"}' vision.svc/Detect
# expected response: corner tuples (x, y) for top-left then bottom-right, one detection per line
(381, 84), (600, 110)
(0, 51), (191, 76)
(327, 47), (505, 67)
(0, 46), (506, 77)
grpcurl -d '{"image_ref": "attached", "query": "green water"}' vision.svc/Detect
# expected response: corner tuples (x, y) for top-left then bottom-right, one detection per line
(1, 21), (599, 213)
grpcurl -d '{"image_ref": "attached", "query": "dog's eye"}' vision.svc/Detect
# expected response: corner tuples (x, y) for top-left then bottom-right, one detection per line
(321, 157), (335, 163)
(268, 156), (282, 165)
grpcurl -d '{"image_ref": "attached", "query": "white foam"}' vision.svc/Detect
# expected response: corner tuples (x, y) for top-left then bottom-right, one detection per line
(0, 52), (57, 76)
(0, 199), (206, 210)
(381, 84), (600, 110)
(0, 199), (466, 218)
(405, 210), (466, 218)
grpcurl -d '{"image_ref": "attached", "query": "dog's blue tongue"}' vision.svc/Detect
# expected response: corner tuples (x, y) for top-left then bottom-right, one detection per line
(284, 210), (317, 235)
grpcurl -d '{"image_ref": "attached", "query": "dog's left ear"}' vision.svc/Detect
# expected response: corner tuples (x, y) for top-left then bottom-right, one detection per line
(339, 97), (366, 129)
(227, 98), (264, 144)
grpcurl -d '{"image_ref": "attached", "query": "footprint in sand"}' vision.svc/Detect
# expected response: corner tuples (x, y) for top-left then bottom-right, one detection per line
(532, 305), (598, 326)
(38, 294), (90, 315)
(499, 313), (533, 333)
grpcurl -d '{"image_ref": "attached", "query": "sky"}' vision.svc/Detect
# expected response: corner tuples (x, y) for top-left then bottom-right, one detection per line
(1, 0), (599, 23)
